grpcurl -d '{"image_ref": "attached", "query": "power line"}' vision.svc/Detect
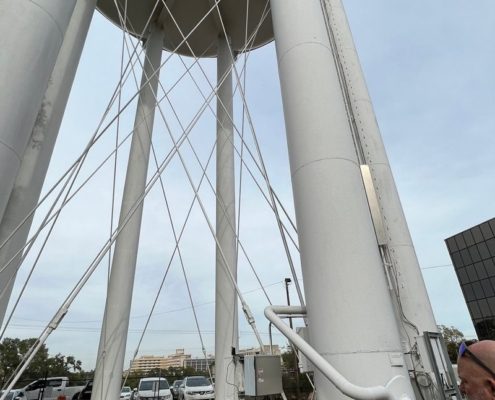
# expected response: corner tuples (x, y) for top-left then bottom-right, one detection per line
(421, 264), (453, 270)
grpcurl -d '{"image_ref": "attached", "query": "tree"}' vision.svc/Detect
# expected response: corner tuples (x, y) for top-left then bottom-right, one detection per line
(0, 337), (83, 386)
(281, 347), (313, 400)
(438, 325), (465, 363)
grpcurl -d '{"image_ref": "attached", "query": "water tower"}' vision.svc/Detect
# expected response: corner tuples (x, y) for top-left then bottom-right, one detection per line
(0, 1), (448, 400)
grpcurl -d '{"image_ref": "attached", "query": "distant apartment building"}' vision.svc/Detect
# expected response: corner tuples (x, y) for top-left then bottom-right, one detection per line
(128, 346), (283, 374)
(129, 349), (192, 373)
(239, 345), (281, 356)
(445, 218), (495, 340)
(129, 355), (168, 373)
(165, 348), (191, 369)
(184, 356), (215, 372)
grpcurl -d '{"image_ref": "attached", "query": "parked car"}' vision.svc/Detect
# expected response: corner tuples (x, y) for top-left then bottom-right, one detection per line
(121, 386), (132, 400)
(18, 377), (85, 400)
(179, 377), (214, 400)
(170, 380), (182, 400)
(76, 380), (92, 400)
(0, 390), (24, 400)
(136, 377), (172, 400)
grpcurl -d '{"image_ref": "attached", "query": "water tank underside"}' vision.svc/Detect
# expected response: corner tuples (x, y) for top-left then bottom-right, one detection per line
(96, 0), (274, 57)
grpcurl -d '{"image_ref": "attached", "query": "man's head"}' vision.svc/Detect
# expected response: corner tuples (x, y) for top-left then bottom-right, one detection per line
(458, 340), (495, 400)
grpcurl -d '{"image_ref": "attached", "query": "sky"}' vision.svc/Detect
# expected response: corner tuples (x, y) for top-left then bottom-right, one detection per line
(3, 0), (495, 372)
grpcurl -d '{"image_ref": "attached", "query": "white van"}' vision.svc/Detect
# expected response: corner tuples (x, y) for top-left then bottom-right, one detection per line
(136, 377), (172, 400)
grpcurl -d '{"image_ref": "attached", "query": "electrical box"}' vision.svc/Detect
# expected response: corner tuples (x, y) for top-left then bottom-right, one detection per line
(244, 355), (283, 396)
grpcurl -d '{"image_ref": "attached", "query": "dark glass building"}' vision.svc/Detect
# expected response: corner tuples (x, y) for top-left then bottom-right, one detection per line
(445, 218), (495, 340)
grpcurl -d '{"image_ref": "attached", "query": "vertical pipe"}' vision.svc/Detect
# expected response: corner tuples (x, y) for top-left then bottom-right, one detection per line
(92, 23), (164, 400)
(215, 35), (238, 400)
(269, 1), (415, 399)
(0, 0), (97, 330)
(0, 0), (76, 223)
(285, 278), (301, 400)
(321, 0), (438, 340)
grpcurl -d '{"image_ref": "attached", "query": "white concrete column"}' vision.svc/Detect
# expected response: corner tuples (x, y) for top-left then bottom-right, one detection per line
(270, 1), (415, 399)
(322, 0), (437, 340)
(0, 0), (97, 330)
(92, 23), (164, 400)
(215, 35), (238, 400)
(0, 0), (76, 222)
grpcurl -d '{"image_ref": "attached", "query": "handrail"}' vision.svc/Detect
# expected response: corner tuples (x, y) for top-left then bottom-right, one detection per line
(264, 305), (399, 400)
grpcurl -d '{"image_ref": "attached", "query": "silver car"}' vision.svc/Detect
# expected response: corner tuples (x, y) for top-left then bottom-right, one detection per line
(179, 377), (214, 400)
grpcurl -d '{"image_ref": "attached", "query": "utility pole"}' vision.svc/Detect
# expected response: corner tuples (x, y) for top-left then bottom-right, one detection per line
(284, 278), (300, 400)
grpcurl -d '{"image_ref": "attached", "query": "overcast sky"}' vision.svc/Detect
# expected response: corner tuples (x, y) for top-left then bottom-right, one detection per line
(4, 1), (495, 371)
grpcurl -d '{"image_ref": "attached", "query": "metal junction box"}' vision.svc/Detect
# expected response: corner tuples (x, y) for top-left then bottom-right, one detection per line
(244, 355), (283, 396)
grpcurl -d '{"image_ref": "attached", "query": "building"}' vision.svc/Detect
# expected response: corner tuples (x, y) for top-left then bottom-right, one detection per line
(129, 349), (192, 373)
(129, 355), (168, 373)
(165, 348), (191, 369)
(445, 218), (495, 340)
(239, 345), (281, 356)
(184, 356), (214, 372)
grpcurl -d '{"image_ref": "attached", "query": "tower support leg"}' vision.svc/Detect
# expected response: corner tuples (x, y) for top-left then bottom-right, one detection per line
(321, 2), (440, 396)
(322, 0), (437, 337)
(0, 0), (97, 330)
(215, 34), (238, 400)
(270, 1), (416, 399)
(92, 22), (164, 400)
(0, 0), (76, 223)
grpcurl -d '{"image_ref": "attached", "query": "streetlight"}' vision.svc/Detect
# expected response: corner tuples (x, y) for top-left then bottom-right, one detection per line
(284, 278), (293, 329)
(284, 277), (300, 400)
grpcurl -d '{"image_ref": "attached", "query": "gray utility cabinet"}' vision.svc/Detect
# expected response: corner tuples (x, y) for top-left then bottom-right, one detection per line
(244, 355), (283, 396)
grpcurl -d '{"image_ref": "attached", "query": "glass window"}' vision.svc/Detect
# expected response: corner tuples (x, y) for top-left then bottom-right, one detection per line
(468, 246), (481, 263)
(457, 268), (469, 284)
(481, 222), (494, 240)
(485, 259), (495, 277)
(446, 238), (458, 253)
(461, 248), (472, 265)
(488, 297), (495, 314)
(487, 238), (495, 257)
(468, 301), (482, 319)
(478, 242), (491, 260)
(479, 299), (491, 317)
(463, 283), (476, 301)
(466, 264), (478, 282)
(475, 319), (488, 339)
(186, 377), (210, 387)
(472, 226), (484, 243)
(464, 230), (475, 246)
(475, 262), (488, 280)
(452, 252), (463, 268)
(489, 219), (495, 235)
(479, 317), (495, 340)
(455, 234), (467, 250)
(472, 281), (485, 300)
(481, 279), (495, 297)
(139, 379), (169, 391)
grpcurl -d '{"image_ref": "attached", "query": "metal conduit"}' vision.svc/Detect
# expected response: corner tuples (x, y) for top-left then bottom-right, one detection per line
(264, 306), (405, 400)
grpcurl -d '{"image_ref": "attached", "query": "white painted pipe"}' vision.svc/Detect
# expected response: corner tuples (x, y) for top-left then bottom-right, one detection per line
(215, 34), (239, 400)
(321, 0), (438, 342)
(92, 23), (164, 400)
(0, 0), (97, 330)
(0, 0), (76, 223)
(269, 1), (416, 399)
(265, 306), (405, 400)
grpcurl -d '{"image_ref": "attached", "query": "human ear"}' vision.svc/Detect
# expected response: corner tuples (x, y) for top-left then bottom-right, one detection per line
(488, 378), (495, 397)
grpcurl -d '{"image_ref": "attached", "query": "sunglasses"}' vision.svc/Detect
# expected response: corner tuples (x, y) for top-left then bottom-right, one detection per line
(459, 342), (495, 378)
